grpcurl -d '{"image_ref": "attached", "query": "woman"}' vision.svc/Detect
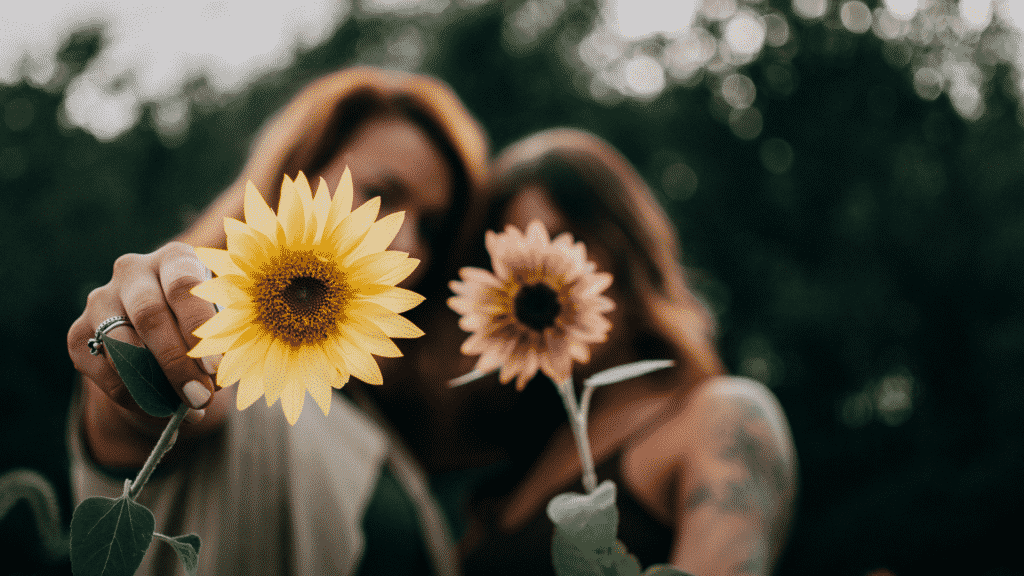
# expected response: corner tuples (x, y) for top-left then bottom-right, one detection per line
(66, 66), (489, 575)
(423, 128), (798, 576)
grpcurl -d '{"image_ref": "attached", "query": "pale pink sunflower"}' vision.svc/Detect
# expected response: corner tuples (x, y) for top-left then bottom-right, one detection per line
(448, 220), (615, 390)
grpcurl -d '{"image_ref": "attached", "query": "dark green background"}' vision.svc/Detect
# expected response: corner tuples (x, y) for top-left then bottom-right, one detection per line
(2, 1), (1022, 574)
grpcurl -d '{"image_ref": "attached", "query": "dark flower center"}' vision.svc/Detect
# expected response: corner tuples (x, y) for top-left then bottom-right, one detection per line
(251, 249), (350, 347)
(514, 283), (561, 332)
(283, 277), (327, 314)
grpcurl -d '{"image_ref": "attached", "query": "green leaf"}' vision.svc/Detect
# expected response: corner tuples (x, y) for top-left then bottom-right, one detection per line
(547, 480), (619, 549)
(103, 336), (182, 417)
(643, 565), (697, 576)
(583, 360), (675, 389)
(548, 481), (648, 576)
(70, 492), (154, 576)
(154, 533), (201, 576)
(551, 529), (604, 576)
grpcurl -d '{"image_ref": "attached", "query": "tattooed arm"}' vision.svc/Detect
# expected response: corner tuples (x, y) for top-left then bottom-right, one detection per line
(668, 376), (797, 576)
(624, 375), (797, 575)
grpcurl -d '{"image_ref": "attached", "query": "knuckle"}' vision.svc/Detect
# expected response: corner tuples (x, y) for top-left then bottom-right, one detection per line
(112, 252), (143, 276)
(180, 313), (212, 342)
(156, 349), (201, 382)
(166, 273), (202, 306)
(85, 286), (108, 308)
(163, 241), (195, 260)
(131, 300), (170, 335)
(67, 317), (88, 351)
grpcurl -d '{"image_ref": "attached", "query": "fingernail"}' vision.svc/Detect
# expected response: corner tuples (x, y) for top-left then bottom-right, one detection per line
(183, 380), (211, 409)
(185, 408), (206, 424)
(201, 354), (221, 375)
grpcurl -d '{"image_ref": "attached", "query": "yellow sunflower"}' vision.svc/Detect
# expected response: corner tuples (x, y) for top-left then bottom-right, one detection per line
(187, 169), (425, 425)
(448, 220), (614, 390)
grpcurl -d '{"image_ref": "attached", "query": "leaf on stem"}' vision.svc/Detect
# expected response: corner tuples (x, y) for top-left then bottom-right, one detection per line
(583, 359), (675, 389)
(447, 369), (493, 388)
(154, 533), (201, 576)
(70, 492), (154, 576)
(547, 480), (648, 576)
(104, 336), (182, 417)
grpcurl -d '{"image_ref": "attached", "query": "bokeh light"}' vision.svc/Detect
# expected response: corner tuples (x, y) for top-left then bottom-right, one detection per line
(960, 0), (994, 30)
(607, 0), (699, 39)
(760, 138), (795, 175)
(724, 10), (767, 56)
(793, 0), (829, 20)
(2, 0), (351, 141)
(884, 0), (922, 21)
(840, 1), (873, 34)
(721, 73), (757, 109)
(622, 53), (666, 98)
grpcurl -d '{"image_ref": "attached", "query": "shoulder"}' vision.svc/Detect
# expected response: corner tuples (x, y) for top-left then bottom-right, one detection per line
(620, 376), (796, 523)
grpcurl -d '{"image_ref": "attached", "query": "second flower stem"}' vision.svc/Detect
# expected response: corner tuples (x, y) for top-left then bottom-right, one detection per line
(555, 378), (597, 494)
(128, 403), (188, 500)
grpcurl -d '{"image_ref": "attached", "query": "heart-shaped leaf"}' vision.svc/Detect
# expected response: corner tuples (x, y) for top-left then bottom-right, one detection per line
(547, 480), (618, 551)
(551, 529), (605, 576)
(584, 360), (675, 389)
(154, 533), (201, 576)
(70, 492), (154, 576)
(104, 336), (181, 417)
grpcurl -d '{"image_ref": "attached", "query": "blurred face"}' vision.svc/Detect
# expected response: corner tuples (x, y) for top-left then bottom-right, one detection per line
(317, 112), (453, 288)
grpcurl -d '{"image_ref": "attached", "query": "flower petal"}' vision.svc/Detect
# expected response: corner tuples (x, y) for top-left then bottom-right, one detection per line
(324, 167), (354, 236)
(195, 247), (244, 277)
(350, 300), (424, 338)
(339, 319), (403, 358)
(346, 211), (405, 263)
(263, 340), (291, 406)
(346, 251), (415, 286)
(244, 181), (278, 240)
(339, 337), (383, 385)
(215, 330), (264, 389)
(280, 378), (306, 425)
(329, 196), (379, 258)
(322, 336), (352, 385)
(357, 285), (425, 313)
(375, 257), (420, 286)
(312, 177), (332, 243)
(277, 175), (305, 245)
(236, 374), (265, 410)
(191, 275), (249, 307)
(192, 305), (252, 340)
(515, 348), (540, 391)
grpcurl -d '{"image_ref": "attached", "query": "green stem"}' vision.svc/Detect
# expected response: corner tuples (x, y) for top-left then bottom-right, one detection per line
(555, 378), (597, 493)
(129, 403), (188, 500)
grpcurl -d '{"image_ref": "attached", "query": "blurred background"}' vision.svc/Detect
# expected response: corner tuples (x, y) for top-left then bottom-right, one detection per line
(2, 0), (1022, 574)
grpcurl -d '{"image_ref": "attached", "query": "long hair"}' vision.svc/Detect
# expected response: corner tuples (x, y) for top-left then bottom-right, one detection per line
(485, 128), (723, 391)
(183, 66), (490, 302)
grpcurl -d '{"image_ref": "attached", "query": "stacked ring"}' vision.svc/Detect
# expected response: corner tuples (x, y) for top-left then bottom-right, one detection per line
(87, 315), (133, 356)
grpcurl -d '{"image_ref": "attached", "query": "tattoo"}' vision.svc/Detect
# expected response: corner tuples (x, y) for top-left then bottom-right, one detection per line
(683, 483), (711, 510)
(682, 394), (795, 575)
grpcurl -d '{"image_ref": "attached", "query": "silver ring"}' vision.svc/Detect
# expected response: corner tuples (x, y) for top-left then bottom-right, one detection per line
(87, 315), (132, 356)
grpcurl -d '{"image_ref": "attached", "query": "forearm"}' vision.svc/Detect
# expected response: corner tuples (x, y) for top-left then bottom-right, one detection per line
(81, 376), (230, 469)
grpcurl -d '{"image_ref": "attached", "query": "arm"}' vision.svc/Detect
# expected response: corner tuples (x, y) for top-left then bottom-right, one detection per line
(68, 234), (236, 468)
(671, 376), (797, 576)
